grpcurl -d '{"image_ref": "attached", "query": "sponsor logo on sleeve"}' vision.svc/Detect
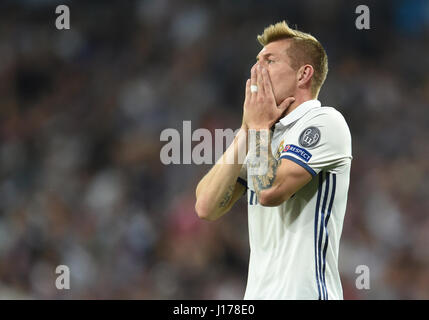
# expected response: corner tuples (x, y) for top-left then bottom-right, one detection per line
(299, 126), (321, 148)
(282, 144), (312, 162)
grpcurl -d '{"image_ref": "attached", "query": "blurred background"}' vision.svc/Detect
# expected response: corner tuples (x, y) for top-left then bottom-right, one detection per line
(0, 0), (428, 299)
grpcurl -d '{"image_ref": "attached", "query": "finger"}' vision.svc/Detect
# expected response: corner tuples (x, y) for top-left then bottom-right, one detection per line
(250, 64), (257, 95)
(278, 96), (296, 114)
(257, 65), (264, 97)
(261, 67), (272, 97)
(245, 79), (251, 101)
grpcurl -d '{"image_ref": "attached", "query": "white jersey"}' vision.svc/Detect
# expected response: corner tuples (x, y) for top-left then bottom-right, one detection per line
(240, 100), (352, 300)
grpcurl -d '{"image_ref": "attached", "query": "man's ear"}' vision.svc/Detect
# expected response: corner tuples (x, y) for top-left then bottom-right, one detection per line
(297, 64), (314, 89)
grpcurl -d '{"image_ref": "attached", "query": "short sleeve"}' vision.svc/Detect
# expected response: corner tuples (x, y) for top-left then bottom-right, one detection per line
(279, 110), (352, 177)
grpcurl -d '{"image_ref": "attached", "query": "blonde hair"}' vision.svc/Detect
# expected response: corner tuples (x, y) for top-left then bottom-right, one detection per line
(257, 21), (328, 97)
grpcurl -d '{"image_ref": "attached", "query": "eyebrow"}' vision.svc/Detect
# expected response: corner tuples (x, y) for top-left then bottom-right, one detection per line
(256, 53), (274, 61)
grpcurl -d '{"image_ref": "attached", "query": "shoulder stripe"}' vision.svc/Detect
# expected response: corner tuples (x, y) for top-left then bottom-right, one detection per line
(280, 155), (317, 177)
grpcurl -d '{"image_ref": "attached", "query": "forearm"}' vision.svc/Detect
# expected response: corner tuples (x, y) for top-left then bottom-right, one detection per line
(249, 129), (280, 203)
(195, 127), (248, 218)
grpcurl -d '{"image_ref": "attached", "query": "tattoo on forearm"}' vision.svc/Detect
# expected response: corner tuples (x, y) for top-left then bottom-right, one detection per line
(219, 184), (234, 208)
(249, 130), (279, 197)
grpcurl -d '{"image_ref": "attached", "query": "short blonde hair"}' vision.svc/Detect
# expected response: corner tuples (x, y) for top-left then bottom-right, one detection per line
(257, 21), (328, 97)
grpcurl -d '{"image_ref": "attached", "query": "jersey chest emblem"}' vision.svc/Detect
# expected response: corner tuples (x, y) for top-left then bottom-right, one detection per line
(276, 140), (285, 158)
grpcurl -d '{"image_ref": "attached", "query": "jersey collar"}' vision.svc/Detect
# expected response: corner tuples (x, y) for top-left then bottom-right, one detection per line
(275, 99), (321, 128)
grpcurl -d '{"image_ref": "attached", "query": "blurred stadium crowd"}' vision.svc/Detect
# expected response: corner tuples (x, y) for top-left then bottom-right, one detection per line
(0, 0), (428, 299)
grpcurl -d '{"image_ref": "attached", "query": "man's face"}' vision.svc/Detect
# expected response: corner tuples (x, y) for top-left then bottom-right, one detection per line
(256, 39), (297, 105)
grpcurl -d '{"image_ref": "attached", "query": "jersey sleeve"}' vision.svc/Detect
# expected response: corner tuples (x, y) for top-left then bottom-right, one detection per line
(279, 110), (352, 177)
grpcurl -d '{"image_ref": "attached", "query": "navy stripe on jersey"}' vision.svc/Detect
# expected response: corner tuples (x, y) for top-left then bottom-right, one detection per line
(248, 190), (259, 205)
(279, 155), (317, 177)
(321, 173), (336, 300)
(249, 190), (254, 205)
(314, 171), (337, 300)
(318, 172), (330, 300)
(314, 172), (323, 299)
